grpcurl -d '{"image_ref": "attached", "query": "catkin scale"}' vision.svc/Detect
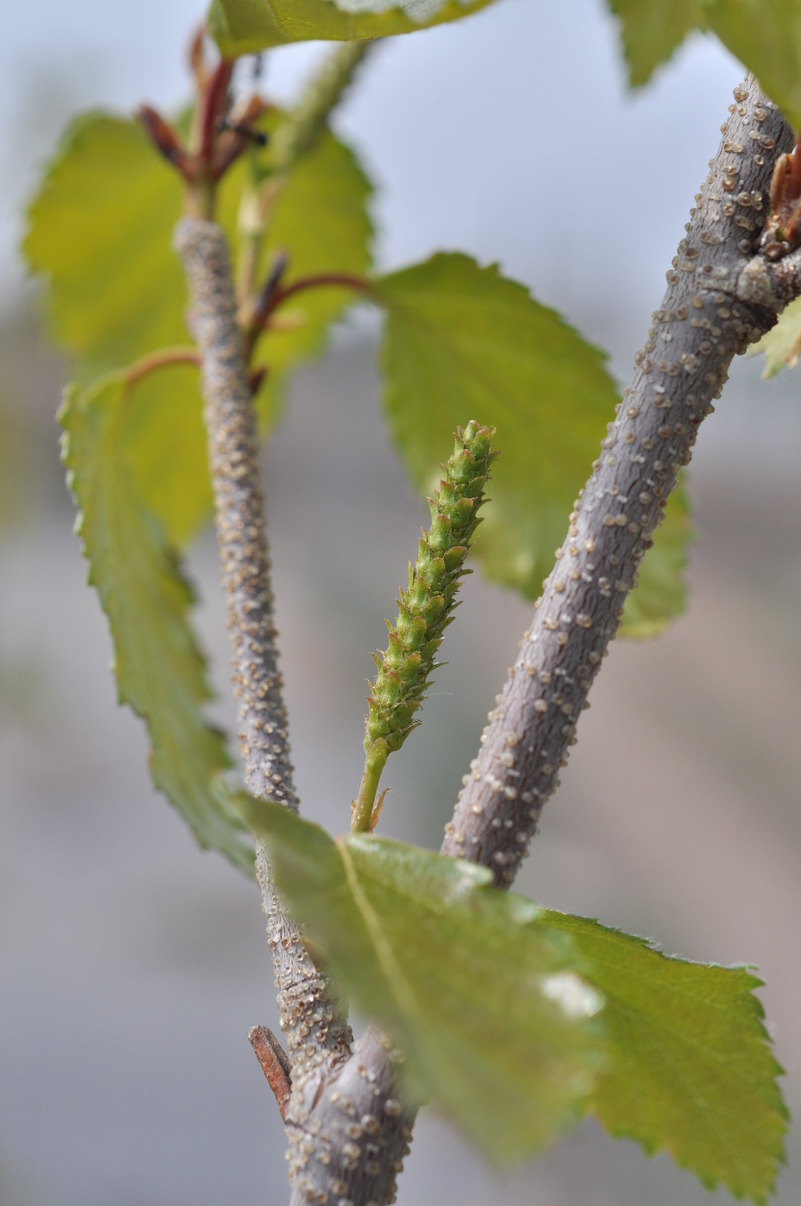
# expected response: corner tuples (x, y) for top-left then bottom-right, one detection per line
(364, 421), (497, 758)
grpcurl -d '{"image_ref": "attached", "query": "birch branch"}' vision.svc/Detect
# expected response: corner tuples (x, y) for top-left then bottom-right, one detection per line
(177, 75), (801, 1206)
(442, 75), (797, 881)
(173, 218), (353, 1167)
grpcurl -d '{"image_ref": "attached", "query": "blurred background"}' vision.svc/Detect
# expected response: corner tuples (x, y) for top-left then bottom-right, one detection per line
(2, 1), (801, 1203)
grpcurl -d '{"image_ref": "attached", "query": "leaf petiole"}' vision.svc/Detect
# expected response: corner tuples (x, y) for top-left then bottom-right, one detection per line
(258, 272), (373, 323)
(122, 346), (201, 389)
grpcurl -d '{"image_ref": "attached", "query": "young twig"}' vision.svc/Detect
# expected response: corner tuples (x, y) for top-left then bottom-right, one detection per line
(173, 218), (353, 1172)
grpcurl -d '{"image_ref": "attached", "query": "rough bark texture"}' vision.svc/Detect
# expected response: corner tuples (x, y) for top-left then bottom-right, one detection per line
(442, 76), (796, 884)
(174, 218), (354, 1185)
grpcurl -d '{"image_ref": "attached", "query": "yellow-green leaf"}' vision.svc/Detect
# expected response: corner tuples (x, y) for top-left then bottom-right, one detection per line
(25, 110), (373, 545)
(208, 0), (498, 56)
(705, 0), (801, 131)
(546, 912), (788, 1205)
(61, 373), (254, 874)
(374, 252), (690, 636)
(752, 293), (801, 376)
(606, 0), (700, 85)
(242, 802), (785, 1196)
(607, 0), (801, 129)
(242, 798), (607, 1163)
(24, 113), (186, 382)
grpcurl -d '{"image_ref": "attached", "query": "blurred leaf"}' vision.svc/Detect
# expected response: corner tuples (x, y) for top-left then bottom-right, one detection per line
(606, 0), (699, 84)
(25, 113), (205, 545)
(61, 373), (254, 874)
(620, 479), (692, 638)
(374, 252), (690, 635)
(607, 0), (801, 128)
(0, 391), (27, 525)
(24, 113), (186, 381)
(752, 294), (801, 376)
(704, 0), (801, 131)
(25, 110), (372, 544)
(547, 912), (788, 1204)
(241, 798), (606, 1163)
(209, 0), (498, 56)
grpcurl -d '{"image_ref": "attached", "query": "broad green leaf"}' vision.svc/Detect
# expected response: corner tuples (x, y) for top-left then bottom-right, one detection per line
(606, 0), (700, 85)
(608, 0), (801, 129)
(24, 113), (187, 381)
(620, 479), (692, 639)
(61, 373), (254, 875)
(374, 253), (690, 635)
(752, 294), (801, 376)
(704, 0), (801, 131)
(546, 912), (788, 1204)
(25, 112), (208, 546)
(25, 110), (372, 544)
(241, 798), (607, 1163)
(209, 0), (498, 56)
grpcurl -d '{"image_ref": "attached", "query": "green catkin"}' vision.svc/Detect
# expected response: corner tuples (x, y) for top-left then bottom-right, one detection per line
(352, 423), (496, 832)
(271, 42), (375, 173)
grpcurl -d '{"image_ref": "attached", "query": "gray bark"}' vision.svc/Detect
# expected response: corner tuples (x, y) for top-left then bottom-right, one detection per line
(441, 76), (796, 882)
(174, 219), (354, 1185)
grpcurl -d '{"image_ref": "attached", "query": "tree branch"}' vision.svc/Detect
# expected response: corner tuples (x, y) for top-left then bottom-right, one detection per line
(441, 75), (795, 882)
(173, 218), (353, 1181)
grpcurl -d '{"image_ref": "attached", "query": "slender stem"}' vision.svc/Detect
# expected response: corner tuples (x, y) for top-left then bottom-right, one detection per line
(262, 273), (372, 321)
(173, 218), (353, 1182)
(352, 742), (388, 833)
(123, 345), (200, 387)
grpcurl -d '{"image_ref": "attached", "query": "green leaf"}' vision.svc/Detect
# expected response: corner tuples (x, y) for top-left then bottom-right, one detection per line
(606, 0), (700, 85)
(704, 0), (801, 131)
(61, 374), (254, 875)
(24, 110), (372, 545)
(546, 912), (788, 1204)
(374, 252), (689, 635)
(607, 0), (801, 129)
(243, 800), (785, 1192)
(619, 479), (692, 639)
(752, 294), (801, 376)
(208, 0), (498, 56)
(24, 113), (187, 382)
(241, 798), (607, 1163)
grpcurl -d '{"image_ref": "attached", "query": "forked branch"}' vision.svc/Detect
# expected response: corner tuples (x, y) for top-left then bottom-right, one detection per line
(179, 75), (801, 1206)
